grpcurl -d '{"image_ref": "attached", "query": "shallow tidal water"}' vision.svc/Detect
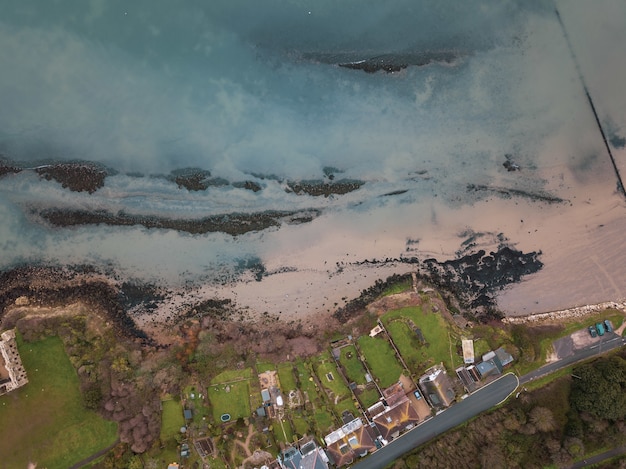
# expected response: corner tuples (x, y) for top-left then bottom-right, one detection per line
(0, 0), (625, 317)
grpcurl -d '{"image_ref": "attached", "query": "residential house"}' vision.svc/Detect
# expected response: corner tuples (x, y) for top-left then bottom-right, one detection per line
(280, 440), (329, 469)
(418, 364), (455, 408)
(369, 382), (420, 443)
(455, 366), (479, 393)
(324, 417), (377, 467)
(0, 329), (28, 396)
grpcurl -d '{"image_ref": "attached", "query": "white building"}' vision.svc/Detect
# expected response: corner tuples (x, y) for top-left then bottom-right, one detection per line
(0, 329), (29, 395)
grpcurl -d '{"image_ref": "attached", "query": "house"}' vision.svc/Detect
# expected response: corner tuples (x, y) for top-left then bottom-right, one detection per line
(0, 329), (29, 396)
(418, 364), (455, 408)
(167, 464), (179, 469)
(475, 360), (499, 379)
(456, 366), (479, 393)
(482, 351), (503, 373)
(369, 382), (420, 443)
(494, 347), (514, 367)
(466, 364), (481, 382)
(280, 440), (329, 469)
(324, 418), (377, 467)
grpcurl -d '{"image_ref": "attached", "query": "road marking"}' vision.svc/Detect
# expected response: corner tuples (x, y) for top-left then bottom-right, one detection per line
(496, 373), (520, 406)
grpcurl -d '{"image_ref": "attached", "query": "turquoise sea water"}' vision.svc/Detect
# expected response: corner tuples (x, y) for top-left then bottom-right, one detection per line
(0, 1), (624, 302)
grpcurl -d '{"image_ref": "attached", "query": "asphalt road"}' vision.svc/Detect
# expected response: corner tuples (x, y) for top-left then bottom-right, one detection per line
(520, 333), (626, 384)
(569, 444), (626, 468)
(351, 334), (626, 469)
(351, 373), (519, 469)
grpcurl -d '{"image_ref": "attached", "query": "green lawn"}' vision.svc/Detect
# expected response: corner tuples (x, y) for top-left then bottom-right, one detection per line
(358, 387), (381, 408)
(183, 385), (211, 427)
(314, 408), (335, 435)
(160, 398), (185, 440)
(338, 344), (369, 385)
(273, 418), (295, 445)
(291, 411), (311, 436)
(381, 279), (413, 296)
(211, 368), (252, 383)
(256, 360), (275, 374)
(278, 363), (298, 392)
(295, 360), (318, 401)
(313, 353), (357, 415)
(0, 334), (118, 469)
(209, 369), (253, 423)
(357, 335), (404, 388)
(382, 306), (462, 373)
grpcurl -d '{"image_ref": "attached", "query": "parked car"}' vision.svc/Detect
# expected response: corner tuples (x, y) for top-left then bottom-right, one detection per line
(604, 319), (613, 333)
(596, 322), (605, 336)
(589, 326), (598, 338)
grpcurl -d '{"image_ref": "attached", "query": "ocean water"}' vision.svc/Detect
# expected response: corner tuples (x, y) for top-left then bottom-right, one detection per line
(0, 1), (625, 314)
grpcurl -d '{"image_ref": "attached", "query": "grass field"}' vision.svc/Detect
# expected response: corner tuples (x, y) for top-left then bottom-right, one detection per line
(256, 360), (275, 374)
(291, 411), (311, 436)
(209, 369), (252, 423)
(277, 363), (298, 392)
(358, 387), (381, 408)
(381, 279), (412, 296)
(273, 418), (294, 445)
(382, 306), (462, 373)
(183, 385), (211, 426)
(313, 353), (358, 415)
(160, 398), (185, 440)
(0, 334), (118, 469)
(314, 408), (335, 434)
(295, 360), (317, 400)
(338, 344), (369, 385)
(357, 335), (404, 388)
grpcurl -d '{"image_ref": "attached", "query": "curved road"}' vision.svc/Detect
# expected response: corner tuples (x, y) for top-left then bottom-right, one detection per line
(521, 334), (625, 384)
(352, 335), (626, 469)
(351, 373), (519, 469)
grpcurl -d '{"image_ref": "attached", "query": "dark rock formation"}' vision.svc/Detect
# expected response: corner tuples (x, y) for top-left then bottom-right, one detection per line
(39, 208), (322, 236)
(35, 162), (108, 193)
(286, 179), (364, 197)
(0, 157), (22, 178)
(467, 184), (565, 204)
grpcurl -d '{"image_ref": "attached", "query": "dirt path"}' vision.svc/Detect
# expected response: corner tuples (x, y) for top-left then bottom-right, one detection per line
(231, 423), (256, 464)
(68, 438), (120, 469)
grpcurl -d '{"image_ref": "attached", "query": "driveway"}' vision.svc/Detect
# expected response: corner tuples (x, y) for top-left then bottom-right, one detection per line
(552, 328), (619, 360)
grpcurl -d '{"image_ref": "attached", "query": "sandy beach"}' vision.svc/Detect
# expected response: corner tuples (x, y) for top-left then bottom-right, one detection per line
(131, 159), (626, 332)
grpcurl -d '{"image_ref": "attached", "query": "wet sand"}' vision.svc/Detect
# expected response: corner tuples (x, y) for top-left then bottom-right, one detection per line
(134, 166), (626, 329)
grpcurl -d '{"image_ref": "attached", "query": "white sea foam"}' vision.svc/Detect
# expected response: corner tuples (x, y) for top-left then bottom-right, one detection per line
(0, 1), (625, 318)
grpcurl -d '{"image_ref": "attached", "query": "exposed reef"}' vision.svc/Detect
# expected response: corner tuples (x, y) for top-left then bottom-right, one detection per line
(335, 244), (543, 322)
(35, 162), (110, 193)
(467, 184), (566, 204)
(286, 179), (365, 197)
(38, 208), (322, 236)
(421, 246), (543, 315)
(0, 157), (22, 178)
(303, 51), (460, 73)
(337, 51), (459, 73)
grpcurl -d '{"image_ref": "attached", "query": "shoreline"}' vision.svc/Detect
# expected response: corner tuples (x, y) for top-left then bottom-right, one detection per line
(502, 299), (626, 325)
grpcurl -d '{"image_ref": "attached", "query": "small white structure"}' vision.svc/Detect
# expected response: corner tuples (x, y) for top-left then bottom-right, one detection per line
(462, 339), (475, 364)
(0, 329), (29, 396)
